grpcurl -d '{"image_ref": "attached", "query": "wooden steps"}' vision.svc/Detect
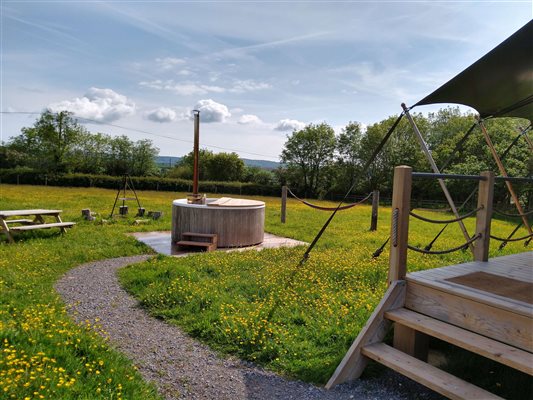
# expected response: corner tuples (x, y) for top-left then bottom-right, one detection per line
(327, 279), (532, 398)
(176, 232), (217, 252)
(10, 222), (75, 231)
(386, 308), (533, 375)
(362, 343), (502, 400)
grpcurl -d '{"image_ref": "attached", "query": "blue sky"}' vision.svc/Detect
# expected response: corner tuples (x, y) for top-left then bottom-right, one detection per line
(1, 1), (531, 160)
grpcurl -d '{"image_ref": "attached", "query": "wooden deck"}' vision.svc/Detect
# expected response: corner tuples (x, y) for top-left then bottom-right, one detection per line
(407, 252), (532, 316)
(328, 167), (532, 398)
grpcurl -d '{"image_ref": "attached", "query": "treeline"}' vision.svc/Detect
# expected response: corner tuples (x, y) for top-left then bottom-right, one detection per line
(165, 149), (275, 185)
(0, 111), (277, 186)
(279, 108), (532, 205)
(1, 111), (159, 176)
(1, 109), (531, 205)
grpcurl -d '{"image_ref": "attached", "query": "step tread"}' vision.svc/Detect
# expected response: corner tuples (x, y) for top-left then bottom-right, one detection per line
(182, 232), (218, 239)
(362, 343), (502, 400)
(385, 308), (533, 375)
(176, 240), (213, 247)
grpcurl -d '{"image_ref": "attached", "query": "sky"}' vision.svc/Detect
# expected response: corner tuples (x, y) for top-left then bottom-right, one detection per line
(1, 1), (531, 161)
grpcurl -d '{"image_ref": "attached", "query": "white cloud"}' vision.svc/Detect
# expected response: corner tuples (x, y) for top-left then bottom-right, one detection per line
(48, 87), (135, 122)
(274, 118), (306, 131)
(177, 69), (193, 76)
(238, 114), (262, 125)
(144, 107), (177, 123)
(139, 80), (225, 95)
(193, 99), (231, 123)
(156, 57), (186, 70)
(139, 78), (270, 95)
(230, 80), (271, 93)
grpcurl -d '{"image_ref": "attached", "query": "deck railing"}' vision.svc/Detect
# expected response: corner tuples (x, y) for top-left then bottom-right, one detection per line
(388, 166), (499, 286)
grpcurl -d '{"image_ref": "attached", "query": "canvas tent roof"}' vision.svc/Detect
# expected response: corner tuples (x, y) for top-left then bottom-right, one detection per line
(415, 20), (533, 121)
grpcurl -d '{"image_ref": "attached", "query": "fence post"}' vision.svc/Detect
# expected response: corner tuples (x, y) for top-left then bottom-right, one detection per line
(388, 166), (412, 285)
(17, 174), (20, 185)
(281, 185), (287, 223)
(370, 190), (379, 231)
(474, 171), (494, 262)
(389, 166), (427, 360)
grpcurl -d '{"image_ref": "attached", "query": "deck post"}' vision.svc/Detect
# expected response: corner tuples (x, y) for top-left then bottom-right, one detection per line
(474, 171), (495, 262)
(281, 186), (287, 223)
(388, 167), (428, 359)
(388, 166), (412, 285)
(370, 190), (379, 231)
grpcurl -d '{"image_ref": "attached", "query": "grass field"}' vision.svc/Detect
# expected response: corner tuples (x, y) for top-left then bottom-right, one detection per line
(0, 183), (530, 399)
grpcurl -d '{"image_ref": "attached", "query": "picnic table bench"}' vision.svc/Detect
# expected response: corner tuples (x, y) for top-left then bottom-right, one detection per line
(0, 209), (75, 243)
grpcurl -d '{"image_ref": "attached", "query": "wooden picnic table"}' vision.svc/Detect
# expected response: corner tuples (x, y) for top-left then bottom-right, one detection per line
(0, 209), (76, 243)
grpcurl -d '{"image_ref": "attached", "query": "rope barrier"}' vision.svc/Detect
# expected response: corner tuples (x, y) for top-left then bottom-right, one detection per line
(422, 187), (479, 251)
(259, 112), (405, 328)
(409, 206), (482, 224)
(492, 208), (533, 218)
(286, 187), (372, 211)
(372, 236), (390, 258)
(498, 222), (522, 250)
(412, 207), (451, 213)
(490, 232), (533, 242)
(408, 234), (481, 255)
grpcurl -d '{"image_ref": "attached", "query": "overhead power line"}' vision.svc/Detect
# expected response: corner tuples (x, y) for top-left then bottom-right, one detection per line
(0, 111), (280, 160)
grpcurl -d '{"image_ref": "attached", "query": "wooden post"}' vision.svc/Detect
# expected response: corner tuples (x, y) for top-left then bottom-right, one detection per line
(388, 169), (427, 360)
(474, 171), (494, 262)
(281, 186), (287, 223)
(370, 190), (379, 231)
(388, 166), (412, 285)
(393, 324), (429, 361)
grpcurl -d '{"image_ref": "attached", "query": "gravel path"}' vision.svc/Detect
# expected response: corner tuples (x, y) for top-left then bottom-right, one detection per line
(55, 256), (441, 400)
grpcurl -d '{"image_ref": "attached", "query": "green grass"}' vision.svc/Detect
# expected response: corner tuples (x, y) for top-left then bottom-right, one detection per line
(0, 184), (177, 400)
(115, 187), (529, 392)
(0, 183), (530, 399)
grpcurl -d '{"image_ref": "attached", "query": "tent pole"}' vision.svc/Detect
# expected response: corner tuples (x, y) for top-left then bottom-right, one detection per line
(522, 125), (533, 151)
(477, 117), (532, 237)
(401, 103), (474, 254)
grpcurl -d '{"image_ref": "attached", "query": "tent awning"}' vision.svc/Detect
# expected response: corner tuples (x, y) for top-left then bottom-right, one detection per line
(414, 20), (533, 121)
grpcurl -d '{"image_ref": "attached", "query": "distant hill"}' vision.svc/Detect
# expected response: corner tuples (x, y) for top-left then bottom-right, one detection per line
(241, 158), (280, 170)
(156, 156), (182, 168)
(156, 156), (280, 170)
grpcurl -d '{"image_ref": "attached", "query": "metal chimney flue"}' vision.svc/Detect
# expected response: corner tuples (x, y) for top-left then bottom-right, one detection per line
(188, 110), (204, 204)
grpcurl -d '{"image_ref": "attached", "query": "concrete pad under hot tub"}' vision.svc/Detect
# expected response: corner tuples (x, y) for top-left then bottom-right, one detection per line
(130, 231), (307, 256)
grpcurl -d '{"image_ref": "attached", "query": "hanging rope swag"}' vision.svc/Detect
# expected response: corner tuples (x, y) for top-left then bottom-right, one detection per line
(286, 187), (373, 211)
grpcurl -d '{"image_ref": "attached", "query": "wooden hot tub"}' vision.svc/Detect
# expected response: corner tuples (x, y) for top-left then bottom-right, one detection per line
(171, 198), (265, 247)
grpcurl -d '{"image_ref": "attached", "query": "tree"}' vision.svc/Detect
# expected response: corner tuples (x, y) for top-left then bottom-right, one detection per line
(106, 135), (134, 176)
(178, 149), (214, 180)
(336, 121), (363, 193)
(281, 123), (336, 197)
(356, 113), (429, 195)
(66, 132), (110, 174)
(131, 139), (159, 176)
(242, 166), (276, 185)
(205, 152), (244, 181)
(8, 110), (86, 173)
